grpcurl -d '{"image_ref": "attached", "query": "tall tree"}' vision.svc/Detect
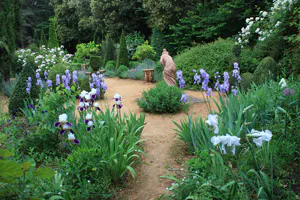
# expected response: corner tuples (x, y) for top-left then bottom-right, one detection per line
(47, 17), (59, 48)
(117, 32), (129, 68)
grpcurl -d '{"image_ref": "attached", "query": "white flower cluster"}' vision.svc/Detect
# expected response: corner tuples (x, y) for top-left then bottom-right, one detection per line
(236, 0), (295, 46)
(15, 45), (73, 74)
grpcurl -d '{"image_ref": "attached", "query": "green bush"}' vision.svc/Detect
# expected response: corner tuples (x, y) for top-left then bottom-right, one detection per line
(102, 37), (115, 64)
(132, 40), (156, 61)
(125, 31), (145, 58)
(232, 44), (242, 57)
(64, 147), (112, 199)
(137, 82), (183, 113)
(39, 29), (47, 47)
(239, 48), (260, 73)
(129, 61), (138, 69)
(153, 62), (163, 82)
(78, 75), (90, 91)
(254, 56), (277, 84)
(174, 39), (235, 88)
(8, 60), (39, 115)
(105, 60), (115, 71)
(240, 72), (255, 92)
(70, 63), (82, 71)
(116, 32), (129, 68)
(117, 65), (129, 78)
(104, 70), (117, 78)
(90, 56), (103, 71)
(48, 63), (68, 84)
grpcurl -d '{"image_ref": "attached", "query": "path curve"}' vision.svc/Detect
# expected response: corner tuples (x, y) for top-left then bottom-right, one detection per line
(100, 78), (213, 200)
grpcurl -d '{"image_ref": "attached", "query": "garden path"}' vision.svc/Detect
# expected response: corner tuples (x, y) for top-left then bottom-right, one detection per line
(100, 78), (215, 200)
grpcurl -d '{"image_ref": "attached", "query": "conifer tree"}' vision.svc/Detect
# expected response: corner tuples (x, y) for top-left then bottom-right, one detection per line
(116, 32), (129, 68)
(40, 29), (47, 47)
(47, 18), (59, 48)
(103, 36), (115, 64)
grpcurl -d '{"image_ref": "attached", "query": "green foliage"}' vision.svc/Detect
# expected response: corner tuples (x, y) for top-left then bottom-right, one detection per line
(254, 57), (277, 84)
(90, 56), (103, 71)
(64, 147), (112, 199)
(116, 32), (129, 68)
(117, 65), (129, 78)
(40, 29), (47, 47)
(174, 39), (235, 88)
(240, 72), (255, 92)
(105, 60), (116, 72)
(103, 37), (116, 64)
(0, 40), (12, 81)
(33, 30), (39, 46)
(128, 59), (155, 80)
(132, 40), (156, 61)
(153, 62), (163, 82)
(8, 60), (38, 115)
(48, 63), (67, 84)
(69, 63), (82, 71)
(137, 82), (183, 113)
(239, 47), (260, 73)
(74, 41), (100, 63)
(47, 18), (59, 49)
(232, 44), (242, 57)
(150, 28), (172, 58)
(1, 78), (19, 97)
(125, 31), (145, 58)
(104, 70), (117, 78)
(78, 75), (90, 91)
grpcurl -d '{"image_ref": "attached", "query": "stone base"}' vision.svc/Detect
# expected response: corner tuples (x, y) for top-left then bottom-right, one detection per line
(143, 69), (154, 82)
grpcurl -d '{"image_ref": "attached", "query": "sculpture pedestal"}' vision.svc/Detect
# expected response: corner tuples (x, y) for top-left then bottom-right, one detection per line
(143, 69), (154, 83)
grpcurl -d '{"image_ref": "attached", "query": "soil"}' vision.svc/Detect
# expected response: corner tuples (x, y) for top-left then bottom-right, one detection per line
(1, 77), (218, 200)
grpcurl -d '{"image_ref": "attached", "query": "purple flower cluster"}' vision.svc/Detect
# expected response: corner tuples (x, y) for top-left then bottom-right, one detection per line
(181, 93), (187, 103)
(77, 89), (101, 111)
(56, 74), (60, 86)
(36, 72), (44, 88)
(44, 71), (48, 79)
(54, 114), (79, 144)
(176, 70), (185, 88)
(26, 77), (32, 94)
(46, 79), (52, 87)
(232, 62), (242, 83)
(283, 88), (294, 96)
(193, 69), (213, 96)
(90, 73), (108, 98)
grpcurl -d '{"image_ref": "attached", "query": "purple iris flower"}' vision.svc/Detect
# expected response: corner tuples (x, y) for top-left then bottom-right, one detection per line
(101, 82), (108, 91)
(36, 79), (44, 88)
(194, 74), (201, 84)
(289, 89), (294, 95)
(214, 80), (220, 90)
(46, 80), (52, 87)
(36, 72), (40, 79)
(73, 139), (80, 144)
(62, 75), (66, 84)
(234, 62), (239, 70)
(26, 87), (30, 94)
(90, 82), (94, 89)
(232, 88), (238, 96)
(206, 88), (213, 96)
(72, 71), (78, 83)
(192, 69), (196, 73)
(56, 74), (60, 86)
(176, 70), (183, 80)
(179, 78), (185, 88)
(44, 71), (48, 79)
(181, 94), (187, 103)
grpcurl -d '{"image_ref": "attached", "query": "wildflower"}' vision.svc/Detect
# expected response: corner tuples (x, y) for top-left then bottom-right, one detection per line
(247, 129), (272, 147)
(206, 114), (219, 134)
(180, 94), (187, 103)
(211, 134), (241, 155)
(279, 78), (287, 88)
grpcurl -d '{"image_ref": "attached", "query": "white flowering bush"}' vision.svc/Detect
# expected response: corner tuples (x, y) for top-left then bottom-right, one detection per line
(236, 0), (296, 46)
(15, 45), (73, 76)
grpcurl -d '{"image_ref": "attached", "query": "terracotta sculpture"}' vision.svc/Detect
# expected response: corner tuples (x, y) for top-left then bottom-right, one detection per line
(160, 49), (176, 86)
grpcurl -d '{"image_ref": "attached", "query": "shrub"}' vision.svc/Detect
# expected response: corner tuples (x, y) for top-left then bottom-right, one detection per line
(2, 78), (19, 97)
(39, 29), (47, 47)
(105, 60), (115, 71)
(128, 60), (155, 80)
(125, 31), (145, 58)
(64, 147), (112, 199)
(254, 56), (277, 84)
(102, 37), (115, 64)
(48, 63), (68, 84)
(70, 63), (82, 71)
(74, 41), (100, 63)
(8, 60), (38, 115)
(117, 65), (129, 78)
(232, 44), (242, 57)
(240, 72), (255, 92)
(154, 62), (163, 82)
(174, 39), (235, 88)
(47, 18), (59, 49)
(137, 82), (183, 113)
(116, 32), (129, 68)
(239, 48), (260, 73)
(104, 70), (117, 78)
(90, 56), (103, 71)
(132, 40), (156, 61)
(78, 75), (90, 91)
(129, 61), (138, 69)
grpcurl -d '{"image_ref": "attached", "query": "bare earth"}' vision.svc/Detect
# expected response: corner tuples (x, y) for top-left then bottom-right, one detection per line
(1, 77), (217, 200)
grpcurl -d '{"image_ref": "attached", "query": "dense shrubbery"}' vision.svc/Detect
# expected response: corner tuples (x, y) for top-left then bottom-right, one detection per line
(116, 32), (129, 68)
(254, 56), (277, 83)
(132, 41), (156, 61)
(117, 65), (129, 78)
(90, 56), (103, 71)
(137, 82), (183, 113)
(8, 60), (39, 115)
(48, 63), (68, 84)
(174, 39), (235, 88)
(105, 60), (116, 71)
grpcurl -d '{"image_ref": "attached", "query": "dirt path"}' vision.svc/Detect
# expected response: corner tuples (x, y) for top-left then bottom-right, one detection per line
(100, 78), (214, 200)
